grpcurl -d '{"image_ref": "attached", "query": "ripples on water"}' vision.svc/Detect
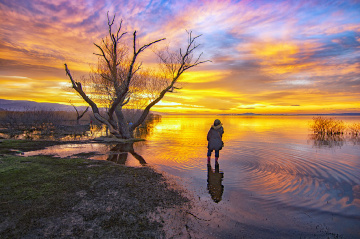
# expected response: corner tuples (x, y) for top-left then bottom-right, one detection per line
(140, 116), (360, 218)
(227, 140), (359, 217)
(23, 115), (360, 236)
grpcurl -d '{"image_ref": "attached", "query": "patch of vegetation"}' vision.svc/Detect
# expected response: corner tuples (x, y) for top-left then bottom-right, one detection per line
(348, 122), (360, 136)
(310, 117), (346, 135)
(0, 110), (74, 139)
(0, 139), (70, 155)
(0, 153), (188, 238)
(309, 117), (360, 147)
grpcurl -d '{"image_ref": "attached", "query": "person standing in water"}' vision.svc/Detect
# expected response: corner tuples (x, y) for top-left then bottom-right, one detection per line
(207, 119), (224, 164)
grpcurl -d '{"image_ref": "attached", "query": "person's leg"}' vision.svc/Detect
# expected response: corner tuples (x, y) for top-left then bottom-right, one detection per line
(215, 150), (219, 164)
(207, 149), (212, 163)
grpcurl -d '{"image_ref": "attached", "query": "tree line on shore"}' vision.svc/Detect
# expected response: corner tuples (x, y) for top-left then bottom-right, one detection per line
(0, 108), (159, 139)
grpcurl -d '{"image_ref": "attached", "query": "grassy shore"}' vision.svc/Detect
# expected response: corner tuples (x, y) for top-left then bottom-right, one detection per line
(0, 140), (189, 238)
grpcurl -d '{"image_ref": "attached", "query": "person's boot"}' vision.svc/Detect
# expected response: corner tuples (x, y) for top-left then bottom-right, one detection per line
(207, 156), (210, 164)
(215, 157), (219, 164)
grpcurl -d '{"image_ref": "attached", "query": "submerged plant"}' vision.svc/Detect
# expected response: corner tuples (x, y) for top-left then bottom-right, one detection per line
(310, 117), (345, 135)
(348, 123), (360, 136)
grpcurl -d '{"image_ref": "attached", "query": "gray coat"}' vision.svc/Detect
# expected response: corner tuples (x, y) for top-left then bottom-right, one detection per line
(207, 125), (224, 150)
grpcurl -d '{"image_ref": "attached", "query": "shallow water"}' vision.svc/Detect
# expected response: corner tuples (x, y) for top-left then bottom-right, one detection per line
(23, 115), (360, 237)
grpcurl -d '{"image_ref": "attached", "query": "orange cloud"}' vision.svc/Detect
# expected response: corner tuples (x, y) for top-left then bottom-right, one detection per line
(180, 70), (229, 83)
(0, 0), (359, 115)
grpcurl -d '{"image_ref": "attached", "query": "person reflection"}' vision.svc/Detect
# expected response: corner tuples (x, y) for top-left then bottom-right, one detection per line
(207, 162), (224, 203)
(107, 143), (146, 165)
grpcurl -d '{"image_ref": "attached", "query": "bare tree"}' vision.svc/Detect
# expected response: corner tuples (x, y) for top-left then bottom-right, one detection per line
(64, 14), (208, 139)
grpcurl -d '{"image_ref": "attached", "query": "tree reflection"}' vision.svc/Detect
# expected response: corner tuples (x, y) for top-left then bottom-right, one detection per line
(207, 163), (224, 203)
(107, 143), (146, 165)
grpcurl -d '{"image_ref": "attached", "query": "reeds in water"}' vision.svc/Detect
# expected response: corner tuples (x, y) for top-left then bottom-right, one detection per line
(310, 116), (360, 136)
(348, 123), (360, 136)
(310, 117), (345, 135)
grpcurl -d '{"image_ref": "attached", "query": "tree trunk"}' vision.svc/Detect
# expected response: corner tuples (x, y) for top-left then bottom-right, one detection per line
(115, 110), (133, 139)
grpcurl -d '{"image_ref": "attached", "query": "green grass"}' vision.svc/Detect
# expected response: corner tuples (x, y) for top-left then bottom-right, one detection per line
(1, 155), (98, 200)
(0, 139), (67, 155)
(0, 150), (188, 238)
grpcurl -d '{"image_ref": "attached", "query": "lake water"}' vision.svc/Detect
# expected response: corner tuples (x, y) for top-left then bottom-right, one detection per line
(24, 115), (360, 238)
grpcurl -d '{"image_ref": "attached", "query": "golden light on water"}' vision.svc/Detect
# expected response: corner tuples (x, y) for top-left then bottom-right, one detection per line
(142, 115), (360, 221)
(143, 115), (314, 170)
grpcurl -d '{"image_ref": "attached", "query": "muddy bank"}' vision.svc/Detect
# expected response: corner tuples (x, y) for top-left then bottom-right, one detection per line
(0, 142), (191, 238)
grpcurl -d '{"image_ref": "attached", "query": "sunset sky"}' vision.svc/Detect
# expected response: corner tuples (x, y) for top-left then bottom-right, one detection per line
(0, 0), (359, 114)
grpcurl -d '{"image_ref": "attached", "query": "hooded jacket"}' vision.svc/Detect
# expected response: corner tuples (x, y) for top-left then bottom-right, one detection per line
(207, 124), (224, 150)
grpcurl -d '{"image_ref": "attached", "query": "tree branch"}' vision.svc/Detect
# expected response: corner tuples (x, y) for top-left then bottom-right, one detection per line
(108, 32), (165, 119)
(121, 97), (131, 106)
(78, 106), (89, 119)
(131, 31), (209, 130)
(94, 43), (111, 70)
(64, 64), (100, 114)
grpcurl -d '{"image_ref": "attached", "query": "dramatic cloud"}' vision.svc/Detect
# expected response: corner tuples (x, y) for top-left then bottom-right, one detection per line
(0, 0), (359, 113)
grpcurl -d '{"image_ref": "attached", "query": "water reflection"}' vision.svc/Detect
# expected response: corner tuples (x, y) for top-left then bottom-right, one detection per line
(308, 133), (345, 148)
(308, 133), (360, 148)
(348, 135), (360, 146)
(107, 143), (146, 166)
(207, 162), (224, 203)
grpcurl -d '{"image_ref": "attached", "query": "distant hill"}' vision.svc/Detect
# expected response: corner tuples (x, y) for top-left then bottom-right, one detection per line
(218, 113), (261, 116)
(0, 99), (88, 111)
